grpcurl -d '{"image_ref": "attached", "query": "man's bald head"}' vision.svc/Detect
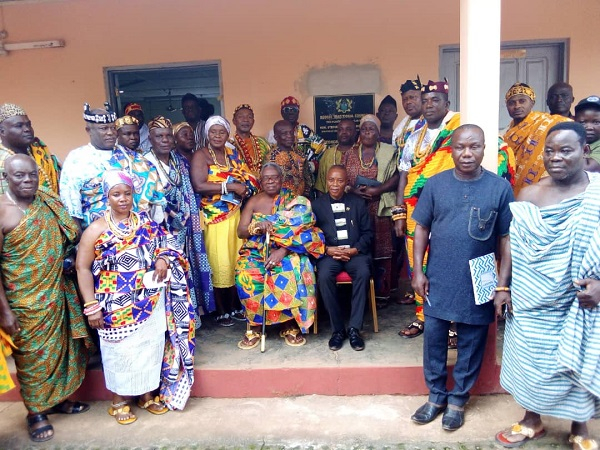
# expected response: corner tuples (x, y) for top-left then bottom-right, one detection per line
(4, 153), (37, 174)
(3, 153), (39, 199)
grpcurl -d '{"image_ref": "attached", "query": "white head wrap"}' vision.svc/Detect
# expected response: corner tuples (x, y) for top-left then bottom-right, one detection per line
(204, 115), (231, 136)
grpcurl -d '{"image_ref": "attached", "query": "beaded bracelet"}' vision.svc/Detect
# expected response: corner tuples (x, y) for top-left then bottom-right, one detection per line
(392, 213), (407, 221)
(83, 303), (102, 316)
(391, 204), (407, 216)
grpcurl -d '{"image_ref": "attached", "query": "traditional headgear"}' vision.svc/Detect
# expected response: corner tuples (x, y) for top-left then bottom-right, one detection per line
(102, 170), (133, 195)
(0, 103), (27, 123)
(234, 104), (253, 115)
(359, 114), (381, 132)
(505, 83), (536, 102)
(400, 76), (422, 94)
(124, 103), (143, 115)
(204, 115), (231, 135)
(575, 95), (600, 114)
(115, 115), (140, 130)
(173, 121), (193, 135)
(83, 102), (118, 124)
(379, 95), (397, 109)
(280, 96), (300, 109)
(422, 79), (449, 94)
(148, 115), (173, 130)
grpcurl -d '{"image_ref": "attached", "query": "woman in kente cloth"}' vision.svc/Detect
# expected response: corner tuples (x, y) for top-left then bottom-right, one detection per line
(144, 115), (214, 319)
(76, 170), (195, 425)
(344, 114), (398, 305)
(190, 116), (259, 327)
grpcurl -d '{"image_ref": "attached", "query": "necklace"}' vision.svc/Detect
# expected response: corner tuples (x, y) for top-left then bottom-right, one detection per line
(413, 123), (430, 160)
(151, 150), (182, 188)
(104, 209), (139, 239)
(358, 143), (379, 169)
(5, 190), (27, 214)
(396, 117), (415, 152)
(208, 145), (231, 170)
(233, 134), (261, 173)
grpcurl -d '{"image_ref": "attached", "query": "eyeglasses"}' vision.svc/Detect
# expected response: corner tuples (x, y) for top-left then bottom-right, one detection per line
(282, 106), (299, 114)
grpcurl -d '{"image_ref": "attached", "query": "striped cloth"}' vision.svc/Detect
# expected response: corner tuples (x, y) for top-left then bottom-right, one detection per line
(501, 172), (600, 421)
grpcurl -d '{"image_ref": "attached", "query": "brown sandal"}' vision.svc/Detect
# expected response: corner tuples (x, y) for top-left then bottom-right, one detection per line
(238, 330), (261, 350)
(280, 328), (306, 347)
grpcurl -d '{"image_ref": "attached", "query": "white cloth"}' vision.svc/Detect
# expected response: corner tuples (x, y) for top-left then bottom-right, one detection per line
(139, 123), (152, 154)
(392, 116), (420, 150)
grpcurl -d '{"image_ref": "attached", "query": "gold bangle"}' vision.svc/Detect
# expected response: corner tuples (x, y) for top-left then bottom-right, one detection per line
(494, 286), (510, 292)
(83, 301), (98, 308)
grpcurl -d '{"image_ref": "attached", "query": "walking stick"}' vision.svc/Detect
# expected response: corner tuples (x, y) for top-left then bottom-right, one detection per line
(261, 231), (270, 353)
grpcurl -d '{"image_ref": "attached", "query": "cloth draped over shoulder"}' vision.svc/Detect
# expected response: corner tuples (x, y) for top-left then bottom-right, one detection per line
(1, 187), (92, 411)
(503, 111), (570, 196)
(374, 143), (399, 217)
(0, 139), (61, 195)
(200, 145), (259, 225)
(501, 173), (600, 421)
(93, 212), (195, 410)
(236, 191), (325, 333)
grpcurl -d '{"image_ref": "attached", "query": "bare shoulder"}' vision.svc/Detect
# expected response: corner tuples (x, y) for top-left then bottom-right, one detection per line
(516, 181), (545, 203)
(81, 217), (107, 242)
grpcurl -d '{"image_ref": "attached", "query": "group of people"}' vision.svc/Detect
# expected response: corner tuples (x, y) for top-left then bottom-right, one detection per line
(0, 76), (598, 448)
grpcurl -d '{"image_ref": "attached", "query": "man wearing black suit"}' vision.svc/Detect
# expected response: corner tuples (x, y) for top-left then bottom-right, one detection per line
(313, 165), (373, 351)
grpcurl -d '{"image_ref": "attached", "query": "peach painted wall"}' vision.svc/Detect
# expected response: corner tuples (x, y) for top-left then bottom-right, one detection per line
(0, 0), (597, 159)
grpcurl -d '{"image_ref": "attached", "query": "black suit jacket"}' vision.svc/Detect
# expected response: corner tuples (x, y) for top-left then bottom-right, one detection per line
(312, 193), (373, 255)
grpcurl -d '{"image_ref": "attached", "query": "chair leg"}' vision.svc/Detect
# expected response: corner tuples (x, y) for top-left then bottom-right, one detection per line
(313, 307), (318, 334)
(370, 278), (379, 332)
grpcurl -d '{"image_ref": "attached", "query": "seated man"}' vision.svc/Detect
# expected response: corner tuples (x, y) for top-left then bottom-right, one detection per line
(235, 163), (325, 349)
(313, 165), (373, 351)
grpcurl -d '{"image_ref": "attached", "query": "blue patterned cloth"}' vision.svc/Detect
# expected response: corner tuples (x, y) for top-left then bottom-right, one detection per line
(501, 172), (600, 421)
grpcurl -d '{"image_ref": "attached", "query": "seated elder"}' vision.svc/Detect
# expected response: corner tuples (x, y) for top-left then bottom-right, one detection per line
(235, 163), (325, 349)
(313, 165), (373, 351)
(76, 170), (195, 424)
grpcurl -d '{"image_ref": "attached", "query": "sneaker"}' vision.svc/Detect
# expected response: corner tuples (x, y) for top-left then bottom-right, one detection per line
(216, 314), (234, 327)
(231, 310), (246, 321)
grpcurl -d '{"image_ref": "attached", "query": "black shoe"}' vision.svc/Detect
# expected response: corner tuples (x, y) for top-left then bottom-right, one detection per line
(347, 327), (365, 351)
(441, 407), (465, 431)
(328, 330), (346, 351)
(411, 402), (447, 425)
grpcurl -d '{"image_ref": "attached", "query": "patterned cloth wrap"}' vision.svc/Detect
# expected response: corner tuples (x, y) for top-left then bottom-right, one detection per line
(236, 191), (325, 333)
(200, 145), (259, 224)
(92, 211), (195, 410)
(502, 173), (600, 421)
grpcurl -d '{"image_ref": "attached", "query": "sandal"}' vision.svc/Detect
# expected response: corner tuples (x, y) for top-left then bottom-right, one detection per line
(238, 330), (261, 350)
(448, 329), (458, 349)
(280, 328), (306, 347)
(137, 396), (168, 415)
(569, 435), (598, 450)
(397, 292), (416, 305)
(26, 413), (54, 442)
(398, 320), (424, 338)
(215, 314), (234, 327)
(108, 401), (137, 425)
(231, 310), (246, 321)
(48, 400), (90, 415)
(495, 422), (546, 448)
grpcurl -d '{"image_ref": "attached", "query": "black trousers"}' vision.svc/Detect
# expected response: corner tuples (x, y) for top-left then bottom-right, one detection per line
(317, 254), (371, 333)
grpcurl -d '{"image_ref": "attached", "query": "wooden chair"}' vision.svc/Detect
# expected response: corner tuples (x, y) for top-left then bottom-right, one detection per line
(313, 271), (379, 334)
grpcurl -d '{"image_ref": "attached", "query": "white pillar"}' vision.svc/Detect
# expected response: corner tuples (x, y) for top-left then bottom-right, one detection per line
(460, 0), (502, 172)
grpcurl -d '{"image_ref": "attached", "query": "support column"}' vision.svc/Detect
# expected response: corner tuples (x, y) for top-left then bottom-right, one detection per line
(460, 0), (502, 172)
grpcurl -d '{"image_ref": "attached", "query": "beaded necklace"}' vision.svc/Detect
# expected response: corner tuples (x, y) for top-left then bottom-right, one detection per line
(104, 209), (140, 239)
(358, 143), (379, 170)
(152, 149), (182, 188)
(413, 123), (430, 160)
(233, 134), (261, 173)
(208, 145), (231, 170)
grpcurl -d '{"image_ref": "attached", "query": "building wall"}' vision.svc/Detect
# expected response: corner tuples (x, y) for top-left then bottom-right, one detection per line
(0, 0), (597, 158)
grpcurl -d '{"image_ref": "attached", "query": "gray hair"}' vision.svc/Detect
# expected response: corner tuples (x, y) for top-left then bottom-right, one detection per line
(260, 162), (283, 177)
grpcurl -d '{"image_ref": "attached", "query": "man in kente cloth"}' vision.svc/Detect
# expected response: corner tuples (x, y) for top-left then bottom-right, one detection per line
(230, 104), (271, 178)
(0, 154), (93, 442)
(503, 82), (570, 196)
(0, 103), (61, 195)
(235, 163), (325, 349)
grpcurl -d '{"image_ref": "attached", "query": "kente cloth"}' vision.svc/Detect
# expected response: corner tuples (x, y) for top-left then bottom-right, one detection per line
(230, 133), (271, 176)
(0, 138), (61, 195)
(501, 173), (600, 421)
(236, 191), (325, 332)
(1, 187), (92, 412)
(589, 140), (600, 165)
(345, 146), (396, 298)
(93, 212), (195, 410)
(0, 329), (16, 394)
(205, 209), (242, 288)
(314, 144), (353, 194)
(267, 124), (326, 161)
(266, 147), (306, 197)
(199, 145), (259, 225)
(60, 144), (165, 228)
(144, 150), (214, 313)
(503, 111), (571, 196)
(392, 116), (426, 160)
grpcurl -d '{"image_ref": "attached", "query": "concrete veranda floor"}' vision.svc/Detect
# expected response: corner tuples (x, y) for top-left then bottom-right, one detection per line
(1, 394), (598, 449)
